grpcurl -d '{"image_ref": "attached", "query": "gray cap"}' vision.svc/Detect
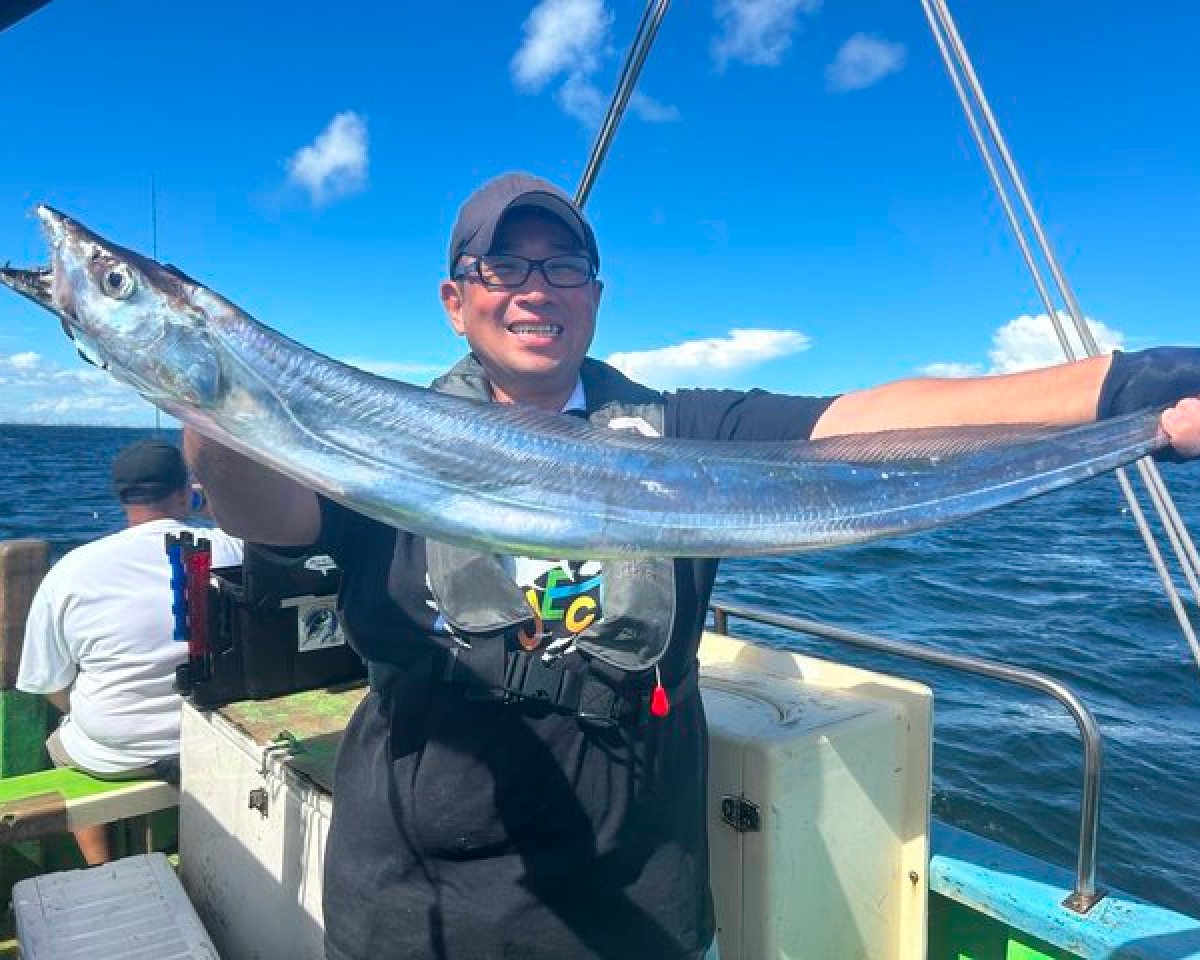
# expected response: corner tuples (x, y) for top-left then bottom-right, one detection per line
(447, 172), (599, 274)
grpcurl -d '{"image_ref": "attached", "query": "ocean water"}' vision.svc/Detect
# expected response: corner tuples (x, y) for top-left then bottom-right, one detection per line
(2, 423), (1199, 918)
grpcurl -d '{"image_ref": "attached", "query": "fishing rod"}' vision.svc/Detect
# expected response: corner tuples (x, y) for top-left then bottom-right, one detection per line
(920, 0), (1200, 676)
(574, 0), (671, 209)
(0, 1), (51, 34)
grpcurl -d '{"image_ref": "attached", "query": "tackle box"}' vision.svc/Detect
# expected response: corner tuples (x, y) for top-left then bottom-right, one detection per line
(177, 544), (365, 708)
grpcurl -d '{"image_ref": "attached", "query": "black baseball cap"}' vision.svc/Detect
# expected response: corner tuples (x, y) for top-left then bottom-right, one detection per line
(112, 440), (188, 504)
(447, 172), (599, 274)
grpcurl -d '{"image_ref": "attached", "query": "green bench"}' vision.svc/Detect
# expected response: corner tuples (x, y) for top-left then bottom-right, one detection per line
(0, 768), (177, 846)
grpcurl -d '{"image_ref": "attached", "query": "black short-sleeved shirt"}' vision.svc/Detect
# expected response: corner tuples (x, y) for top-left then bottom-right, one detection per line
(321, 386), (834, 960)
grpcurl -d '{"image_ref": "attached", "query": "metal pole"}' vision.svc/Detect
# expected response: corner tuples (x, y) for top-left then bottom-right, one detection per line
(920, 0), (1200, 669)
(574, 0), (672, 209)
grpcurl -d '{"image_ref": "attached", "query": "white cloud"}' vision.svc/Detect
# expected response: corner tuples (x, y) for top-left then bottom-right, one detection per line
(630, 92), (681, 123)
(826, 34), (906, 93)
(1, 352), (49, 380)
(920, 361), (984, 378)
(29, 394), (143, 416)
(0, 345), (449, 427)
(923, 312), (1125, 381)
(988, 312), (1123, 373)
(286, 111), (369, 206)
(0, 351), (157, 425)
(512, 0), (610, 90)
(512, 0), (679, 128)
(606, 328), (810, 388)
(712, 0), (821, 69)
(557, 73), (608, 127)
(555, 79), (682, 128)
(8, 351), (41, 371)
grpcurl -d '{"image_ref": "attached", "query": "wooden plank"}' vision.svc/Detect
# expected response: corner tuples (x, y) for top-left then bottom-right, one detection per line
(0, 540), (49, 691)
(0, 769), (178, 844)
(61, 780), (178, 831)
(0, 794), (67, 845)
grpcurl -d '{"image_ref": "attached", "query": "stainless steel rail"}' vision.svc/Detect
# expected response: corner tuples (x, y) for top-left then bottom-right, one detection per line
(709, 600), (1105, 912)
(920, 0), (1200, 672)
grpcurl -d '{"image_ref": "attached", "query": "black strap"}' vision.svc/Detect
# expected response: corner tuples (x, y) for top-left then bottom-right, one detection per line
(369, 647), (697, 726)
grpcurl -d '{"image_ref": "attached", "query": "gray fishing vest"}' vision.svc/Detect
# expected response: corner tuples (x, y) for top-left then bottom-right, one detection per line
(424, 354), (677, 672)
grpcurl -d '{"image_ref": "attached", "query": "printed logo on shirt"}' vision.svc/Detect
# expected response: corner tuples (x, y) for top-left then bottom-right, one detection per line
(513, 558), (603, 656)
(423, 559), (604, 658)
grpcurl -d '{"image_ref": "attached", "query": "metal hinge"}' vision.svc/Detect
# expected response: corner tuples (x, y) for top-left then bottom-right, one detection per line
(721, 794), (760, 833)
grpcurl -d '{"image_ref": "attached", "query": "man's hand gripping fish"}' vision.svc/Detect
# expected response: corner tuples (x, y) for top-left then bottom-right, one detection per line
(0, 206), (1170, 559)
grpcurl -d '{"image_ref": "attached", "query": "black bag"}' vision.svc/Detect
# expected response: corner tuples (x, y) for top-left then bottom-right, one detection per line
(178, 544), (366, 708)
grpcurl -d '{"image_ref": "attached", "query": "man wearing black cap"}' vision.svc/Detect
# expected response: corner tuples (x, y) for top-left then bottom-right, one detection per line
(17, 439), (242, 865)
(184, 171), (1200, 959)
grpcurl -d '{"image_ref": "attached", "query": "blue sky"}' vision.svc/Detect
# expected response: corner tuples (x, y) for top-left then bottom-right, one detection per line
(1, 0), (1198, 425)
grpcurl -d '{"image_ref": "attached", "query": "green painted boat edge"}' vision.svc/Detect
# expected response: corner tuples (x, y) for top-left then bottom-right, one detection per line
(0, 766), (166, 804)
(930, 890), (1078, 960)
(0, 691), (53, 779)
(931, 822), (1200, 959)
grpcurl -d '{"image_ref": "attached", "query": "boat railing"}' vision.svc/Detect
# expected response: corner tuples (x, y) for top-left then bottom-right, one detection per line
(709, 600), (1105, 913)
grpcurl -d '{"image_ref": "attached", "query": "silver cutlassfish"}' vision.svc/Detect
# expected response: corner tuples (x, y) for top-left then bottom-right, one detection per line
(0, 206), (1170, 558)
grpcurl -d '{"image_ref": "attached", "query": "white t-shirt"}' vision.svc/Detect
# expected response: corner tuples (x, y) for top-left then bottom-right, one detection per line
(17, 518), (243, 773)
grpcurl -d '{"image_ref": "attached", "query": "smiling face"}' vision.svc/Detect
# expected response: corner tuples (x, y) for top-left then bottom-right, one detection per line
(440, 207), (602, 411)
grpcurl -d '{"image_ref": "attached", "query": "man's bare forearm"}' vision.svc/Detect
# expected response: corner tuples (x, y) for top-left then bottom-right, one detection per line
(812, 355), (1112, 438)
(183, 428), (321, 546)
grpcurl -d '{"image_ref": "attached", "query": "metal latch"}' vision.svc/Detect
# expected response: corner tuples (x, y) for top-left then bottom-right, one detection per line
(248, 787), (269, 817)
(721, 794), (760, 833)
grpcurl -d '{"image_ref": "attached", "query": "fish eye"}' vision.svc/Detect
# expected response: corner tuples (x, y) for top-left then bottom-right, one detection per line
(99, 263), (137, 301)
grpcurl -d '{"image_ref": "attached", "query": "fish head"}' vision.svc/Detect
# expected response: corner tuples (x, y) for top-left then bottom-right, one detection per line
(0, 205), (224, 410)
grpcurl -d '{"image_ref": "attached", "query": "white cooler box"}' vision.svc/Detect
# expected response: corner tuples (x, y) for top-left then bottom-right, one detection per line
(179, 688), (362, 960)
(701, 631), (932, 960)
(13, 853), (219, 960)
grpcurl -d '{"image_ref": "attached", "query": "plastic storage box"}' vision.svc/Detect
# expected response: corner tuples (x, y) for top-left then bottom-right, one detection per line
(13, 852), (219, 959)
(701, 631), (933, 960)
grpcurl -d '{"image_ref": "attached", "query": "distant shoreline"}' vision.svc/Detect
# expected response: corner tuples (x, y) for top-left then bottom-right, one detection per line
(0, 422), (177, 431)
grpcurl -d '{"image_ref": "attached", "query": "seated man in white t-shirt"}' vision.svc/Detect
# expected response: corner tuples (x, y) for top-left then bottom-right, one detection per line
(17, 439), (243, 864)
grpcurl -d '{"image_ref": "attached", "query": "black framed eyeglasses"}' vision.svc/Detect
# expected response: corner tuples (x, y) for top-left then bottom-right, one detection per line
(453, 254), (597, 290)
